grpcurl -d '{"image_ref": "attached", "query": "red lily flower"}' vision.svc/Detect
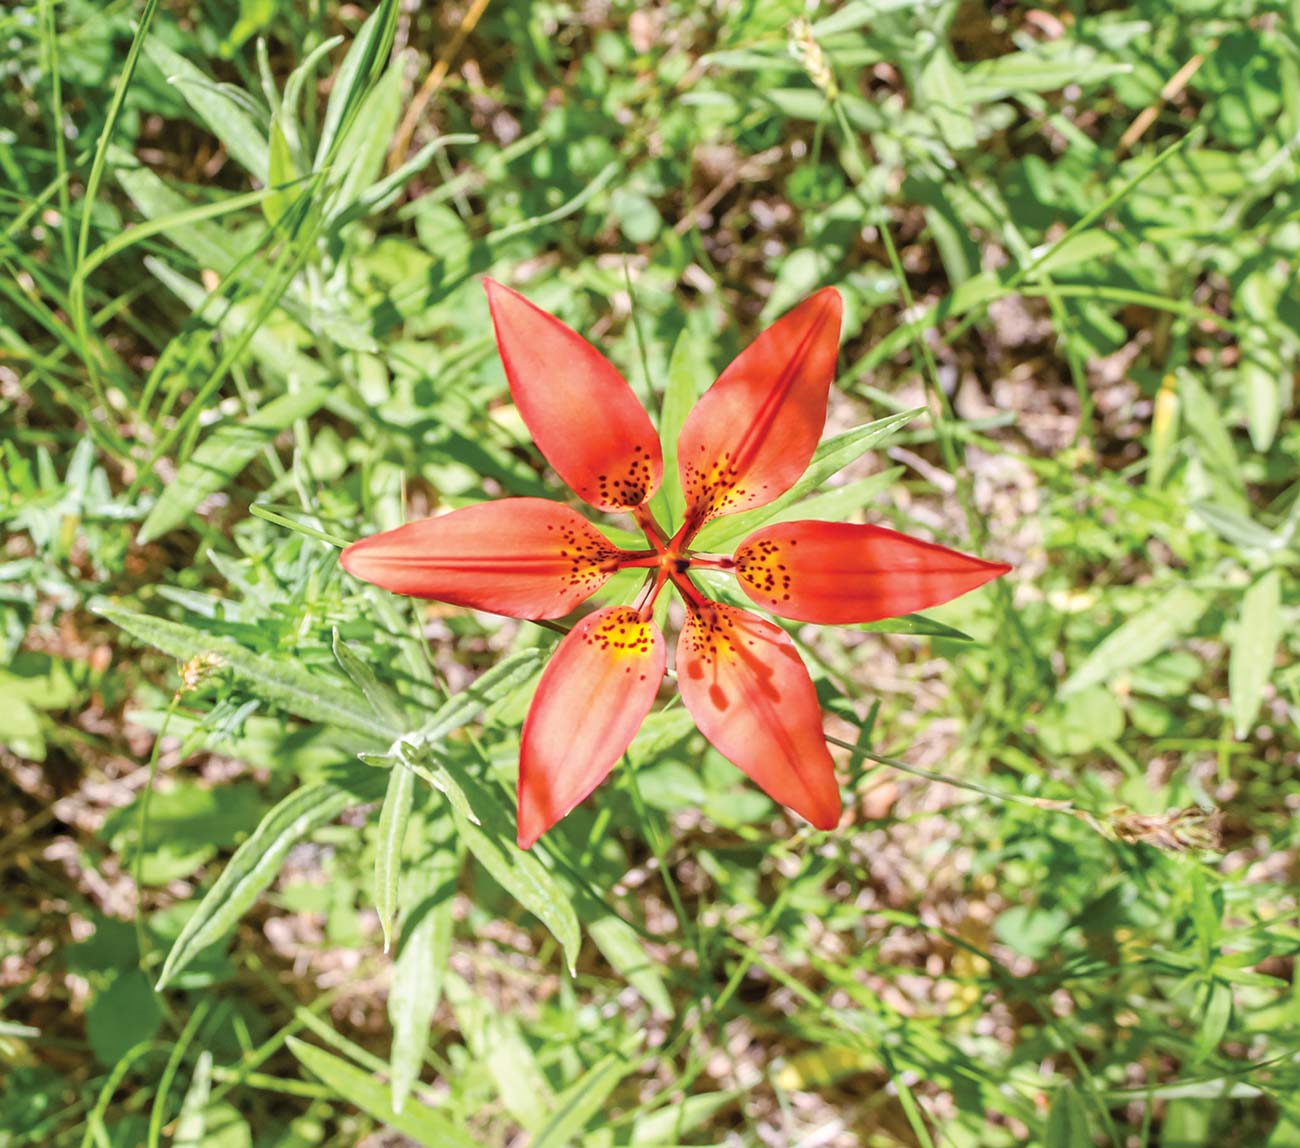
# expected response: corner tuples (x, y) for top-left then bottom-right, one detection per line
(341, 280), (1010, 848)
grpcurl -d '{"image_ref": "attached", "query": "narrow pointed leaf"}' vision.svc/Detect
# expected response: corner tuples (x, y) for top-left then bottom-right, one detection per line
(173, 1051), (213, 1148)
(289, 1037), (477, 1148)
(97, 606), (392, 740)
(143, 39), (268, 178)
(413, 647), (544, 744)
(648, 327), (707, 532)
(389, 812), (461, 1113)
(583, 910), (674, 1017)
(631, 1091), (740, 1144)
(374, 765), (414, 952)
(137, 385), (331, 545)
(264, 112), (297, 226)
(444, 973), (554, 1131)
(157, 782), (380, 988)
(533, 1053), (636, 1148)
(332, 628), (407, 729)
(1059, 586), (1209, 698)
(1229, 569), (1281, 739)
(315, 0), (399, 167)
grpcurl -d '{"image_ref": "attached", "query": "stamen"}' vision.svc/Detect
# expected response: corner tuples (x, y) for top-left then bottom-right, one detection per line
(633, 504), (670, 551)
(687, 554), (736, 572)
(668, 570), (707, 609)
(635, 567), (671, 621)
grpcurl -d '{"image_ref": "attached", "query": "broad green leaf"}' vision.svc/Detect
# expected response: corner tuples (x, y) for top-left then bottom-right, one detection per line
(156, 782), (377, 987)
(1044, 1082), (1091, 1148)
(193, 1104), (251, 1148)
(101, 779), (264, 886)
(533, 1053), (635, 1148)
(1230, 569), (1282, 739)
(693, 408), (922, 550)
(97, 606), (391, 741)
(143, 39), (268, 179)
(137, 385), (331, 544)
(86, 969), (163, 1066)
(373, 765), (414, 952)
(1059, 585), (1208, 698)
(288, 1037), (478, 1148)
(389, 813), (461, 1113)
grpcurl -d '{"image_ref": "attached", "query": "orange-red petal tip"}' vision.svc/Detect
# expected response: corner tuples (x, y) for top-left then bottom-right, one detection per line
(675, 601), (841, 829)
(338, 498), (623, 620)
(734, 521), (1011, 625)
(677, 287), (843, 530)
(484, 279), (663, 512)
(517, 607), (665, 846)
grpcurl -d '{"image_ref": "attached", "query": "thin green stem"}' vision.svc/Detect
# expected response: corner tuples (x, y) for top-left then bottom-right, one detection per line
(70, 0), (162, 423)
(134, 693), (179, 979)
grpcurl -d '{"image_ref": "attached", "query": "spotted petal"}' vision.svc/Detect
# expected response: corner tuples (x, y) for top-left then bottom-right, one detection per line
(677, 288), (841, 532)
(734, 520), (1012, 624)
(485, 279), (662, 512)
(518, 607), (665, 847)
(676, 600), (840, 830)
(340, 498), (623, 620)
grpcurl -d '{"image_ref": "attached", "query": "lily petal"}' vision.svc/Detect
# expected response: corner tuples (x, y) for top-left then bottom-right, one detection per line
(676, 600), (841, 830)
(340, 498), (624, 620)
(485, 279), (663, 512)
(734, 520), (1012, 624)
(677, 288), (841, 530)
(518, 607), (665, 847)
